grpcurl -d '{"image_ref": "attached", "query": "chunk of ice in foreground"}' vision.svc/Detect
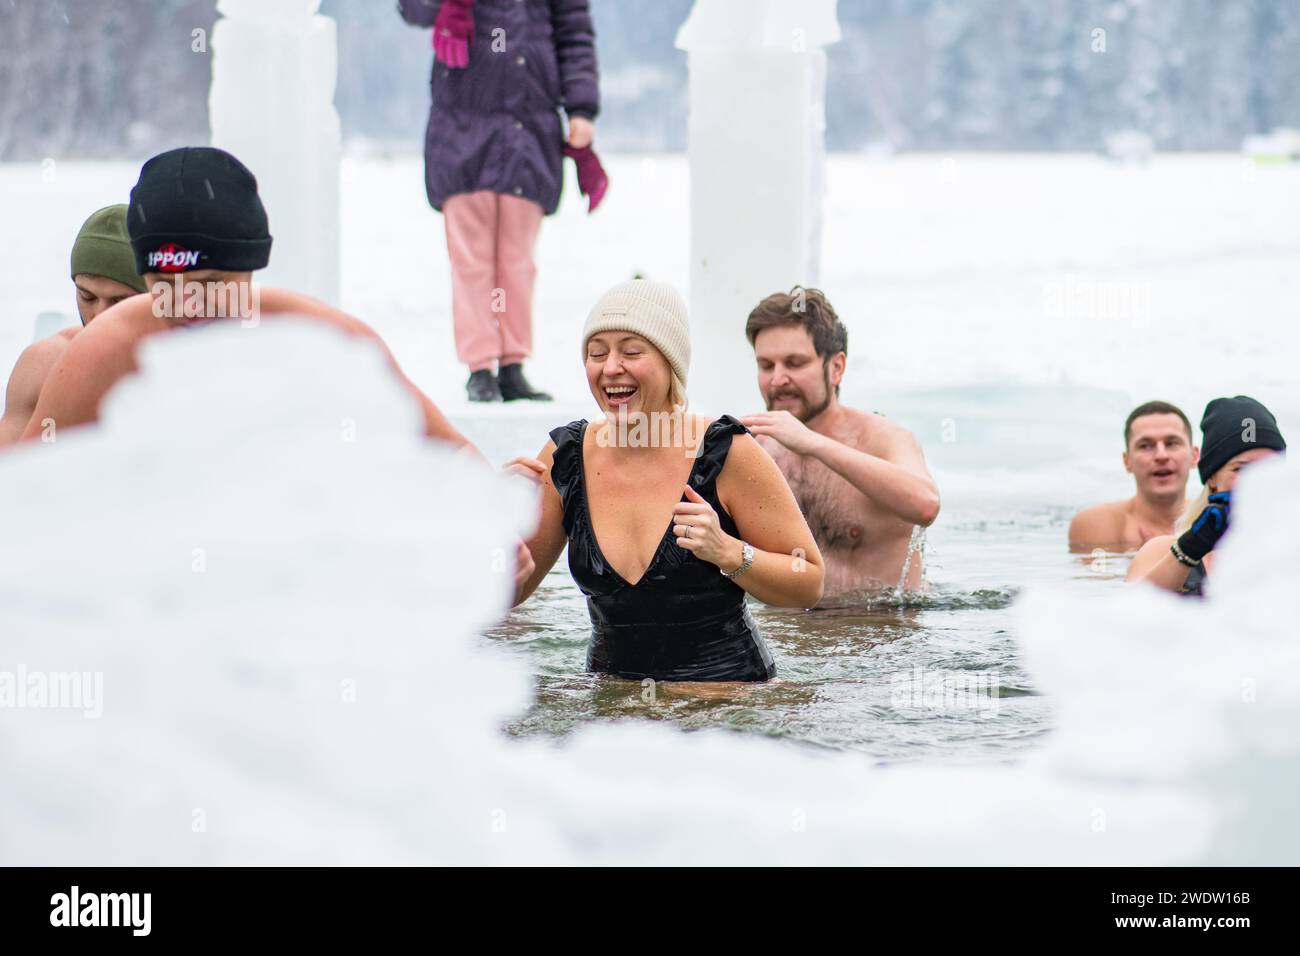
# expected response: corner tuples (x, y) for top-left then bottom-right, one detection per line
(0, 321), (1294, 864)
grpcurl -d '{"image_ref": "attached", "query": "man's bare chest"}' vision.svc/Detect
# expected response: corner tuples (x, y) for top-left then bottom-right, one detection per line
(770, 446), (874, 549)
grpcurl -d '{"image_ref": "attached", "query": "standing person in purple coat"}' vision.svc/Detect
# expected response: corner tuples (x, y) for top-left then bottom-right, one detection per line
(398, 0), (608, 402)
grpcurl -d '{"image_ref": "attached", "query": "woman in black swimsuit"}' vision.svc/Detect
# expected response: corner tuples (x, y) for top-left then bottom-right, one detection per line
(508, 279), (824, 681)
(1127, 395), (1286, 595)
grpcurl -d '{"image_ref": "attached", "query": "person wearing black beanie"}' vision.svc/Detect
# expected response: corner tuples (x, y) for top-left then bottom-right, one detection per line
(11, 145), (540, 595)
(127, 146), (273, 278)
(15, 147), (473, 450)
(1126, 395), (1286, 595)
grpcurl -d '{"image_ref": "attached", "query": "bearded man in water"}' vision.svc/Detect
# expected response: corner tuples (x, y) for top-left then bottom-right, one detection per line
(740, 287), (940, 599)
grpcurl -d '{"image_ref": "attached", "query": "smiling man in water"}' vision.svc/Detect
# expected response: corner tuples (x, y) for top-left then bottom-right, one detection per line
(1069, 400), (1199, 552)
(741, 287), (940, 599)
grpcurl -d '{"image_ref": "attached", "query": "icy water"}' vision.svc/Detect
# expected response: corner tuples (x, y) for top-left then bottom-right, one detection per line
(484, 508), (1124, 761)
(461, 383), (1143, 763)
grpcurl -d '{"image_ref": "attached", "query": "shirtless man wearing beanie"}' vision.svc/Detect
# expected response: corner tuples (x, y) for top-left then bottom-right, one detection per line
(16, 147), (470, 449)
(0, 205), (146, 444)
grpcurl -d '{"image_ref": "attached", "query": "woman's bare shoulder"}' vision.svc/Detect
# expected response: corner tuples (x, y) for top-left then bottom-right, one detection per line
(534, 438), (560, 489)
(720, 430), (784, 486)
(1138, 534), (1175, 554)
(723, 429), (765, 461)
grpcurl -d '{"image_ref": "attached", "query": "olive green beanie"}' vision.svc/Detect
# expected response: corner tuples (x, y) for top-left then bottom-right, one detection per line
(70, 204), (146, 293)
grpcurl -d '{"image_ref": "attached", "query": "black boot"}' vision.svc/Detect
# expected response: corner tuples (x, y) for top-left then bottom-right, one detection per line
(466, 368), (502, 402)
(497, 363), (552, 402)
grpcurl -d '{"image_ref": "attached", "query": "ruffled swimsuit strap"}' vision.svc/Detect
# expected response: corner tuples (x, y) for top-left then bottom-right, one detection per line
(686, 415), (750, 535)
(548, 419), (589, 537)
(687, 414), (750, 495)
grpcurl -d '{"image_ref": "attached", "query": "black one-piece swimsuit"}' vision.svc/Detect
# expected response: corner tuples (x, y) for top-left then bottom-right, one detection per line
(548, 414), (777, 682)
(1180, 560), (1207, 597)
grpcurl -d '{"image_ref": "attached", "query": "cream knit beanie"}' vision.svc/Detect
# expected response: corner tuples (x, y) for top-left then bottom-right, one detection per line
(582, 279), (691, 404)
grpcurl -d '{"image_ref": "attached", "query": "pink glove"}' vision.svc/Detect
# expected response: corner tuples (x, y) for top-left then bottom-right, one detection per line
(563, 144), (609, 213)
(433, 0), (473, 69)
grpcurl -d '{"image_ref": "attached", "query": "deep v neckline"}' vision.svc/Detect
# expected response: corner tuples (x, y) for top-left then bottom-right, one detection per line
(577, 419), (711, 589)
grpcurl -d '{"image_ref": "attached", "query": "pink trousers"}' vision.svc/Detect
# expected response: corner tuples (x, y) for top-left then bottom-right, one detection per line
(443, 190), (544, 373)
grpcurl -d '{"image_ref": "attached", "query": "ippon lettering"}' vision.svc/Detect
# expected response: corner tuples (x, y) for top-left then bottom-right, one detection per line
(49, 885), (151, 936)
(147, 245), (202, 271)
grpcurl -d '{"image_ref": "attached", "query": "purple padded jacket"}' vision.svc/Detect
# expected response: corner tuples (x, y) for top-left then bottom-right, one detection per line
(398, 0), (600, 214)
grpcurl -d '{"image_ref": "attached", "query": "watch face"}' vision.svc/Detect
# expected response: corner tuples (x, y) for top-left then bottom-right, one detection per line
(722, 543), (754, 577)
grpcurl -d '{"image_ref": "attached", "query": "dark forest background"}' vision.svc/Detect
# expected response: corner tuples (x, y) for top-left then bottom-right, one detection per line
(2, 0), (1298, 160)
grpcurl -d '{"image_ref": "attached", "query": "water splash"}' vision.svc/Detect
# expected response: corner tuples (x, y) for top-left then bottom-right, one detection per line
(894, 524), (928, 596)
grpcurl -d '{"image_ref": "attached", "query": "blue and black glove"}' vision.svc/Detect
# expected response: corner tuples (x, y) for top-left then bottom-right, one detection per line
(1176, 491), (1231, 563)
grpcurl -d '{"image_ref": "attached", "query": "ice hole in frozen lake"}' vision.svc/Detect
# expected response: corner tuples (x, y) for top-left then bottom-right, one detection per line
(0, 318), (1295, 865)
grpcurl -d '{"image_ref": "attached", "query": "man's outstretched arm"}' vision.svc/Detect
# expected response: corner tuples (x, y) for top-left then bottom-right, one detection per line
(808, 430), (941, 527)
(742, 410), (940, 527)
(263, 290), (481, 458)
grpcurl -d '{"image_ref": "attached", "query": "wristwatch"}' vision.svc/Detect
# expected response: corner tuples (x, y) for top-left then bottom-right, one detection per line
(721, 541), (755, 578)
